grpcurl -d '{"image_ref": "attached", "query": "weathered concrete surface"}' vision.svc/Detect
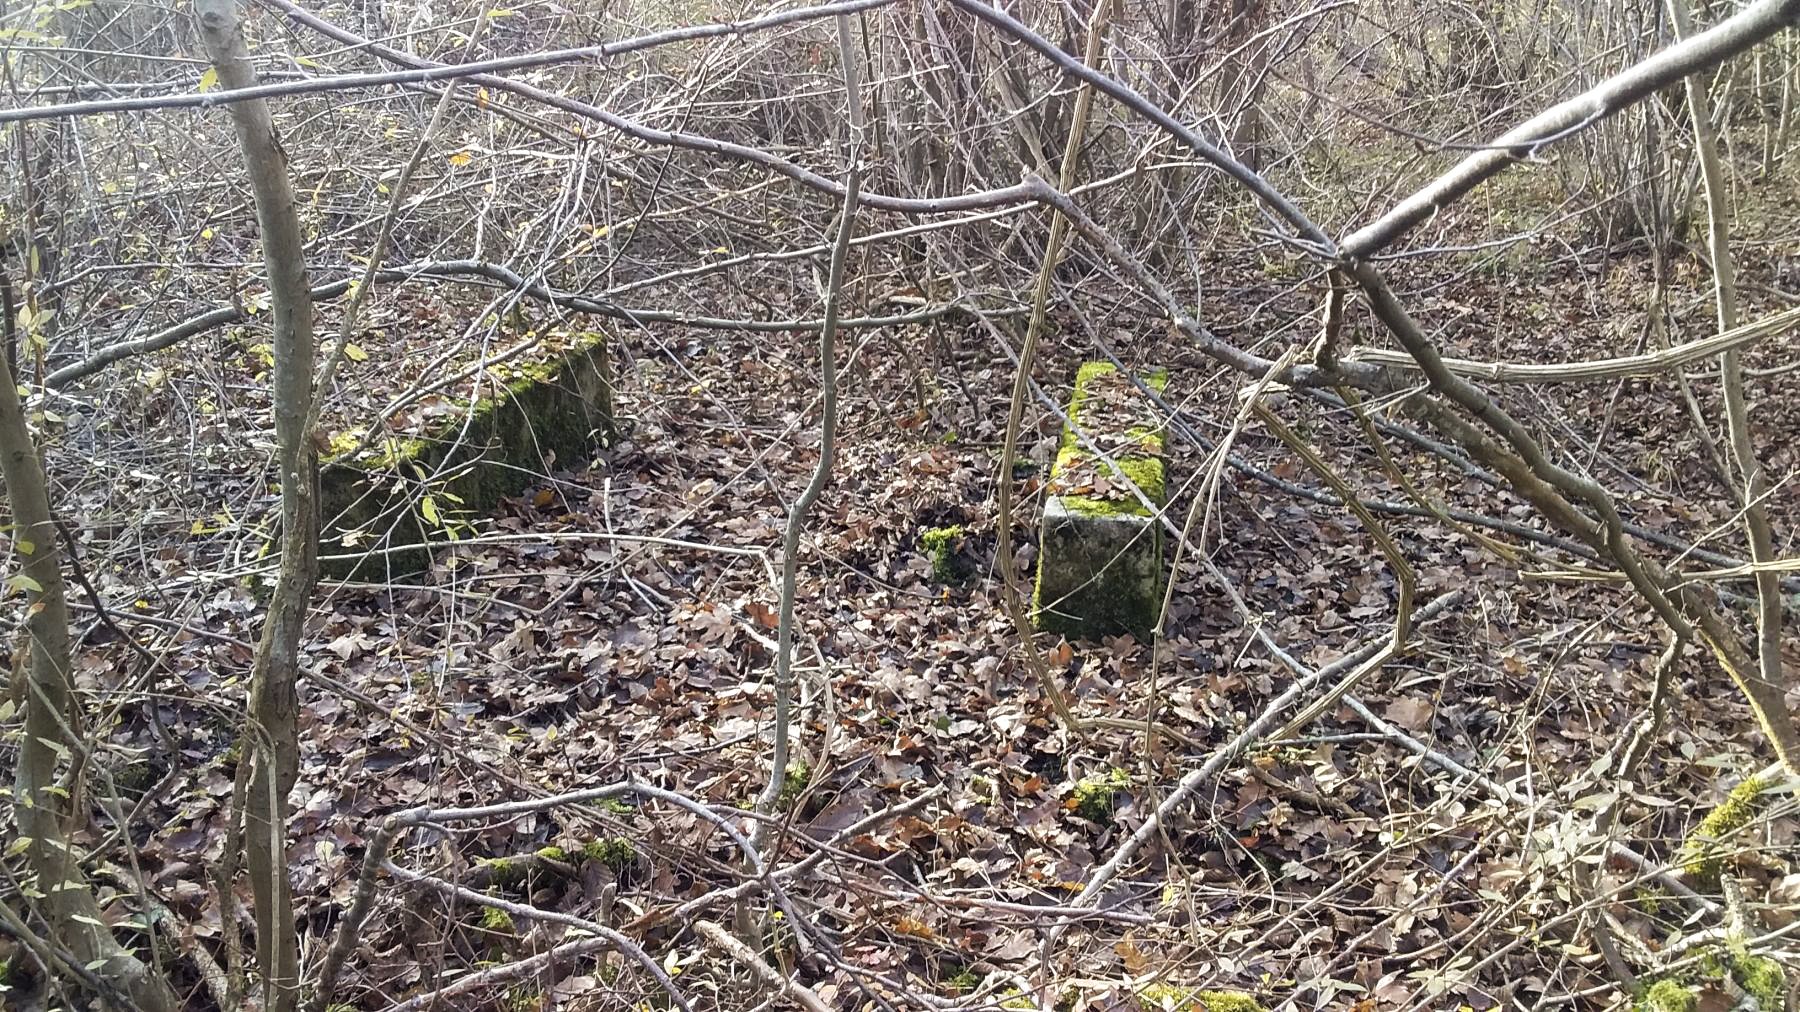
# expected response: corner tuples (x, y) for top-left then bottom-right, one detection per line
(1033, 362), (1168, 640)
(317, 331), (614, 579)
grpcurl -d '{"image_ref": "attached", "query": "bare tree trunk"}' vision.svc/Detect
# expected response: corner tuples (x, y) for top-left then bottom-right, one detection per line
(0, 267), (176, 1012)
(1220, 0), (1268, 169)
(194, 2), (318, 1009)
(1667, 0), (1793, 772)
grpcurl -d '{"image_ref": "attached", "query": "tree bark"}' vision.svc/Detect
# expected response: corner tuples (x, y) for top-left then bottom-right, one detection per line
(194, 2), (318, 1009)
(0, 270), (176, 1012)
(1667, 0), (1793, 774)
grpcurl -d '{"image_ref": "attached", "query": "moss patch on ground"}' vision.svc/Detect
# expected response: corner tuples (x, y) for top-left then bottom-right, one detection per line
(1072, 767), (1131, 821)
(316, 331), (614, 579)
(1632, 947), (1785, 1011)
(1732, 953), (1784, 1010)
(1634, 978), (1695, 1012)
(1138, 983), (1265, 1012)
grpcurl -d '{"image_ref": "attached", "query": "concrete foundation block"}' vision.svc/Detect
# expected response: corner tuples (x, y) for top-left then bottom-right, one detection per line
(1032, 362), (1168, 640)
(316, 331), (614, 579)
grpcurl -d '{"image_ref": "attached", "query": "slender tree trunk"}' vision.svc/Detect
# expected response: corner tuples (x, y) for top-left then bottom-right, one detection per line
(1667, 0), (1794, 771)
(1220, 0), (1268, 169)
(194, 3), (318, 1009)
(0, 267), (176, 1012)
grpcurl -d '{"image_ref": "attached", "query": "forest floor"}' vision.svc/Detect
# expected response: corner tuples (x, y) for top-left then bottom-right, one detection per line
(40, 147), (1800, 1012)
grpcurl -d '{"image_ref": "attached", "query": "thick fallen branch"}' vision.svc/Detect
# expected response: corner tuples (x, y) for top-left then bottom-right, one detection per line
(375, 937), (615, 1012)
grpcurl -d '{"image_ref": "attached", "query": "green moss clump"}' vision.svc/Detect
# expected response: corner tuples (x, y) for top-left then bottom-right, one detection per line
(943, 965), (981, 994)
(582, 837), (636, 870)
(1732, 954), (1783, 1010)
(1194, 993), (1264, 1012)
(921, 525), (965, 583)
(1073, 768), (1131, 822)
(112, 759), (161, 799)
(1680, 774), (1771, 888)
(1139, 983), (1191, 1010)
(479, 905), (515, 935)
(779, 760), (812, 809)
(1634, 979), (1696, 1012)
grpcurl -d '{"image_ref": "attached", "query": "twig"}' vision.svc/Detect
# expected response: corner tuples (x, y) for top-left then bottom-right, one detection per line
(696, 920), (833, 1012)
(992, 0), (1115, 742)
(1058, 588), (1468, 930)
(753, 11), (864, 853)
(373, 937), (614, 1012)
(384, 863), (693, 1012)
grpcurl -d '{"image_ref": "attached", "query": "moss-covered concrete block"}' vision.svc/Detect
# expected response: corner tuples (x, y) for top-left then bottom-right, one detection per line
(318, 331), (614, 579)
(1033, 362), (1168, 640)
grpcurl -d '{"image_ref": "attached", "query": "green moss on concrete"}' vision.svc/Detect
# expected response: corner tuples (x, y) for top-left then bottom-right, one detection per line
(1680, 773), (1771, 888)
(1633, 979), (1695, 1012)
(1054, 363), (1169, 517)
(317, 331), (615, 578)
(1050, 448), (1167, 516)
